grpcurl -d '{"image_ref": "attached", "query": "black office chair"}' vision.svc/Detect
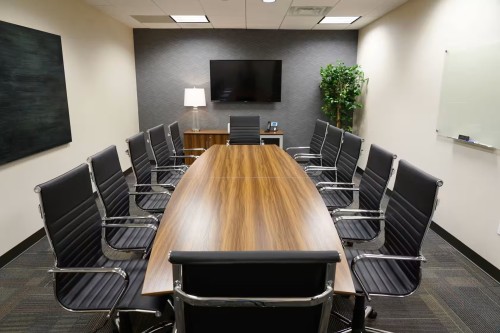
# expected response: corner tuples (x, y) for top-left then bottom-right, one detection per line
(332, 160), (443, 333)
(89, 145), (170, 215)
(330, 145), (396, 244)
(169, 250), (340, 333)
(304, 124), (344, 182)
(168, 121), (206, 162)
(127, 131), (180, 191)
(310, 132), (363, 211)
(147, 124), (189, 183)
(287, 119), (329, 166)
(34, 164), (170, 331)
(228, 115), (262, 145)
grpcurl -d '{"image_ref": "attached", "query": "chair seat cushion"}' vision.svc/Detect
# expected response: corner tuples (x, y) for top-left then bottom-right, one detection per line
(157, 171), (182, 187)
(308, 172), (330, 184)
(345, 248), (419, 296)
(136, 193), (170, 213)
(57, 256), (166, 312)
(106, 221), (156, 250)
(335, 219), (380, 242)
(321, 190), (353, 209)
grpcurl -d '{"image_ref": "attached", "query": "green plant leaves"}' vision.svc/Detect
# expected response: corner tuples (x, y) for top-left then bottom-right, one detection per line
(320, 61), (367, 132)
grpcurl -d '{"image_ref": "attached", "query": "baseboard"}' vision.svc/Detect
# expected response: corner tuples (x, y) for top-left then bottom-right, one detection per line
(430, 222), (499, 282)
(0, 228), (45, 269)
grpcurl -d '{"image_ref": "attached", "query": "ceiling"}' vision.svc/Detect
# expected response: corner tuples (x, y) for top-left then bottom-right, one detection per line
(84, 0), (408, 30)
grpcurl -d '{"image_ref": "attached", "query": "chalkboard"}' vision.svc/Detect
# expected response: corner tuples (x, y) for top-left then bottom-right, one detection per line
(436, 43), (500, 149)
(0, 21), (71, 166)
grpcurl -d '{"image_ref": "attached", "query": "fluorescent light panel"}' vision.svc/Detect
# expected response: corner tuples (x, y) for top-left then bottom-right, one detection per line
(170, 15), (208, 23)
(319, 16), (360, 24)
(263, 0), (276, 2)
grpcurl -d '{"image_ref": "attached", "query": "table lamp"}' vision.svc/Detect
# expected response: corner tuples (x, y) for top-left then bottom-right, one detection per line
(184, 87), (206, 132)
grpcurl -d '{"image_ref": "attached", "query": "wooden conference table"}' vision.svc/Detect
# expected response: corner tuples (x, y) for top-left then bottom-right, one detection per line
(143, 144), (355, 296)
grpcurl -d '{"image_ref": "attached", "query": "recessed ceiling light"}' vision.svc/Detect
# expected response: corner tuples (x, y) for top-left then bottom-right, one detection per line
(319, 16), (360, 24)
(170, 15), (209, 23)
(263, 0), (276, 3)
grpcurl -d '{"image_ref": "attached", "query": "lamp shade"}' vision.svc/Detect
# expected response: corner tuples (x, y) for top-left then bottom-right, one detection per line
(184, 88), (206, 107)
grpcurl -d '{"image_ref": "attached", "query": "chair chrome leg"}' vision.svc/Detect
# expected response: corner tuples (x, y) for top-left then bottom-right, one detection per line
(364, 327), (393, 333)
(141, 321), (174, 333)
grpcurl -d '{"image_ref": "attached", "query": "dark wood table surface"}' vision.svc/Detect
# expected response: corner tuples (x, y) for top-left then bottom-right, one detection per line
(142, 144), (355, 296)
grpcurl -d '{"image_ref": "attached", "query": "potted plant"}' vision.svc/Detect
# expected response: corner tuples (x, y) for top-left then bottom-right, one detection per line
(320, 61), (367, 132)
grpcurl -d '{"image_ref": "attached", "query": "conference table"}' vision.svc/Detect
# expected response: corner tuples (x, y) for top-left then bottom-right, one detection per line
(143, 144), (355, 296)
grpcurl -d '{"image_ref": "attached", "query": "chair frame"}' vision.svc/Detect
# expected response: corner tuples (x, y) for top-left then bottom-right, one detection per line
(147, 124), (192, 172)
(168, 121), (205, 164)
(286, 119), (329, 163)
(170, 251), (339, 333)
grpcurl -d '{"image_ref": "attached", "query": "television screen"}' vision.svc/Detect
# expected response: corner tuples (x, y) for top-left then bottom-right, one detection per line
(210, 60), (282, 102)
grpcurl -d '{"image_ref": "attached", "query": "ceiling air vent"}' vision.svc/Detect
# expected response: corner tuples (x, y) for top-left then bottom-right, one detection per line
(131, 15), (175, 23)
(287, 6), (332, 17)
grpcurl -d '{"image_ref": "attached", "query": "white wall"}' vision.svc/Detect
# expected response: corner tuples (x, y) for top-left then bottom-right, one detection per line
(357, 0), (500, 268)
(0, 0), (139, 257)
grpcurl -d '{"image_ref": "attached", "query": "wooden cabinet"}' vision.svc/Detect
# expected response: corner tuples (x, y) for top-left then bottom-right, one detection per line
(184, 129), (284, 165)
(184, 130), (229, 165)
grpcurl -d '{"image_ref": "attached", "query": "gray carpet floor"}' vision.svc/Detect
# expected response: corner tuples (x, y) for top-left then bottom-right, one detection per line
(0, 173), (499, 332)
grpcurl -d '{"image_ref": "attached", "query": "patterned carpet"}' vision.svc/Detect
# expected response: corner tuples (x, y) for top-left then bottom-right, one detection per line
(0, 173), (499, 332)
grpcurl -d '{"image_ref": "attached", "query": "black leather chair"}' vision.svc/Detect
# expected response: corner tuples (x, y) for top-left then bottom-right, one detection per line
(89, 145), (170, 215)
(168, 121), (206, 162)
(169, 250), (340, 333)
(127, 131), (180, 191)
(310, 132), (362, 210)
(147, 124), (189, 184)
(333, 160), (443, 333)
(287, 119), (329, 166)
(330, 145), (396, 243)
(228, 115), (262, 145)
(304, 124), (344, 182)
(34, 164), (170, 331)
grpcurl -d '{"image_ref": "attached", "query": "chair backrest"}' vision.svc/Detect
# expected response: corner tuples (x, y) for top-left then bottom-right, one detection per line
(319, 125), (343, 180)
(168, 121), (184, 155)
(88, 146), (131, 217)
(229, 115), (261, 145)
(358, 144), (396, 212)
(35, 164), (102, 293)
(335, 132), (363, 184)
(126, 132), (153, 194)
(170, 251), (340, 333)
(147, 124), (173, 168)
(383, 160), (442, 286)
(309, 119), (329, 155)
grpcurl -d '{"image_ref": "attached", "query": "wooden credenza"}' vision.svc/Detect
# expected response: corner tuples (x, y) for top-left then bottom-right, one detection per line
(184, 129), (284, 165)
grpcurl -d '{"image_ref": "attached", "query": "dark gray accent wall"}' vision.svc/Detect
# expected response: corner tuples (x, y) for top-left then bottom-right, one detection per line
(133, 29), (358, 148)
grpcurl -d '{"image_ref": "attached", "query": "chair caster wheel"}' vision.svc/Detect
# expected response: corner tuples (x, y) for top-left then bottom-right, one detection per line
(368, 310), (377, 319)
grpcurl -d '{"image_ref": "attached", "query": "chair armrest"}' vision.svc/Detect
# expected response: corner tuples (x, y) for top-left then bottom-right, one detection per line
(172, 154), (199, 160)
(134, 183), (174, 191)
(286, 146), (310, 152)
(152, 166), (187, 173)
(293, 153), (322, 160)
(103, 215), (160, 224)
(129, 191), (172, 197)
(319, 187), (359, 193)
(316, 182), (355, 188)
(351, 254), (427, 301)
(304, 166), (337, 172)
(48, 267), (128, 318)
(331, 208), (383, 216)
(332, 215), (384, 224)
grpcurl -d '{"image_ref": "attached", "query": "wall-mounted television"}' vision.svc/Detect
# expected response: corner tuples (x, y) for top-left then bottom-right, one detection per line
(210, 60), (282, 102)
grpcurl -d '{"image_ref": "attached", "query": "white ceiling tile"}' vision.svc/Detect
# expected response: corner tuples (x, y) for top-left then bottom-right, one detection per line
(95, 5), (145, 27)
(200, 0), (245, 17)
(178, 22), (214, 29)
(105, 0), (164, 15)
(280, 16), (320, 30)
(143, 23), (181, 29)
(153, 0), (205, 15)
(209, 16), (246, 29)
(364, 0), (407, 17)
(328, 0), (384, 16)
(246, 0), (292, 29)
(291, 0), (340, 7)
(85, 0), (112, 6)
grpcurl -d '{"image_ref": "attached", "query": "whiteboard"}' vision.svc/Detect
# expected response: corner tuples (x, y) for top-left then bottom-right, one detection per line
(437, 43), (500, 149)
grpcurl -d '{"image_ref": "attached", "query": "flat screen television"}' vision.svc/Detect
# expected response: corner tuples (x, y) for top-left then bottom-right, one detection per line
(210, 60), (282, 102)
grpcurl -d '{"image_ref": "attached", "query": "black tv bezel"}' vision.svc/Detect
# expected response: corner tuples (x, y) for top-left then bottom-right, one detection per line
(209, 59), (282, 103)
